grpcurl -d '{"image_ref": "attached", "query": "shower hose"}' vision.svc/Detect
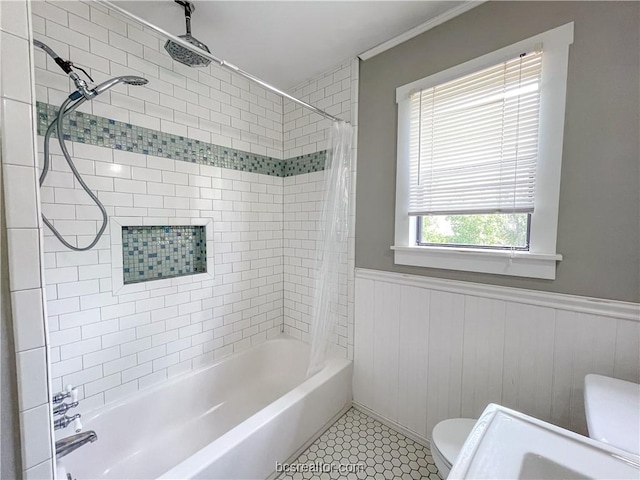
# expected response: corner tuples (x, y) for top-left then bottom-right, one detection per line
(41, 95), (108, 251)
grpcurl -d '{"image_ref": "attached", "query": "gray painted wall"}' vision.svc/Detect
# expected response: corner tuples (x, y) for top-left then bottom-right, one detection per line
(356, 1), (640, 303)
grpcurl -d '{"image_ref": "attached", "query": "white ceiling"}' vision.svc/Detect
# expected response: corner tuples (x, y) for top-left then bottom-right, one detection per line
(113, 1), (465, 89)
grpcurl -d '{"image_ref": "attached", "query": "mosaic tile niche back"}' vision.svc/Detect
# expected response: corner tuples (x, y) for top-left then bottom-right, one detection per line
(122, 226), (206, 284)
(36, 102), (327, 177)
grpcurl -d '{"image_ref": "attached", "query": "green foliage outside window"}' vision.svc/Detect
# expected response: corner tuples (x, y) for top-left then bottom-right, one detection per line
(420, 214), (529, 249)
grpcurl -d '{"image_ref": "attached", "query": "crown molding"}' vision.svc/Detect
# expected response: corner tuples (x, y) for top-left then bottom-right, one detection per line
(358, 1), (486, 61)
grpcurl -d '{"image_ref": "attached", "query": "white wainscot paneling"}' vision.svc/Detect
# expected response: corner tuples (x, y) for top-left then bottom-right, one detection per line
(354, 269), (640, 443)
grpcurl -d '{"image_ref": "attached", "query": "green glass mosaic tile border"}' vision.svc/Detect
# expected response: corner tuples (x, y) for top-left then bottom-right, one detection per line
(122, 225), (206, 284)
(283, 151), (327, 177)
(36, 102), (326, 177)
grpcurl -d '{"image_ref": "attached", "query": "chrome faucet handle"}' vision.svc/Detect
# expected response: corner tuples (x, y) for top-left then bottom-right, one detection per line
(54, 413), (81, 431)
(53, 385), (77, 404)
(52, 385), (71, 404)
(53, 401), (79, 416)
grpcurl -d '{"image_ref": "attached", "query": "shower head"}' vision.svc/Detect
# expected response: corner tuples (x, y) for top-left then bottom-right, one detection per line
(165, 35), (211, 68)
(92, 76), (149, 96)
(165, 0), (211, 68)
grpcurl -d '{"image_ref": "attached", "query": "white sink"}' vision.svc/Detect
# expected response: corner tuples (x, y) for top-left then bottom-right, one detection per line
(449, 404), (640, 480)
(584, 374), (640, 455)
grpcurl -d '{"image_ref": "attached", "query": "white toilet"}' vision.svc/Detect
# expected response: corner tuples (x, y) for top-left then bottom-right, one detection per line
(430, 418), (477, 479)
(431, 375), (640, 479)
(584, 374), (640, 455)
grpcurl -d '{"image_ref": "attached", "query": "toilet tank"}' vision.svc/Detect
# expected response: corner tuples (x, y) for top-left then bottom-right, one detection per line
(584, 374), (640, 455)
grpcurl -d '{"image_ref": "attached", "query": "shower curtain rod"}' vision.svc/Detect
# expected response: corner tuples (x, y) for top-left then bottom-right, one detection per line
(97, 0), (346, 124)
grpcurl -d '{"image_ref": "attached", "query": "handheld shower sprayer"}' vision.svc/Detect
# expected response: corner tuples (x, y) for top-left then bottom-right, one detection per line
(65, 74), (148, 101)
(33, 39), (149, 251)
(91, 76), (149, 97)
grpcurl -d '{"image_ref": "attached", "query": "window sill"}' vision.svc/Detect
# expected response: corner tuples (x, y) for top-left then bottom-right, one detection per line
(391, 245), (562, 279)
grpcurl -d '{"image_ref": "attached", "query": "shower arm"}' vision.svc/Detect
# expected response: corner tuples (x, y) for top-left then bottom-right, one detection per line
(33, 39), (95, 100)
(97, 0), (347, 124)
(175, 0), (194, 36)
(33, 39), (73, 74)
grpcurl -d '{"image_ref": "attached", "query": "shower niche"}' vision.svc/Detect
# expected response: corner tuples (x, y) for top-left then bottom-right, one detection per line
(122, 225), (207, 284)
(110, 218), (214, 294)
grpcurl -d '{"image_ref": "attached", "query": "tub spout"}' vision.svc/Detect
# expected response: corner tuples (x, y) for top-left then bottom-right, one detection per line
(55, 431), (98, 459)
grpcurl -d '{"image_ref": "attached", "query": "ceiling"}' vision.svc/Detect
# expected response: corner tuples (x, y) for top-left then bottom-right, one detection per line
(113, 1), (465, 89)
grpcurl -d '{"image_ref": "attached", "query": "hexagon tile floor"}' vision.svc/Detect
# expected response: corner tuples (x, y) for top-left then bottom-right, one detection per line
(275, 407), (441, 480)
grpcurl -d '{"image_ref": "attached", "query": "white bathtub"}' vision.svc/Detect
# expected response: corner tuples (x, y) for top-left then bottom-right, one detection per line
(58, 337), (352, 480)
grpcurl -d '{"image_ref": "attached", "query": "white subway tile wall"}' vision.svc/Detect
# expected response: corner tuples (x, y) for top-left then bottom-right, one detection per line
(31, 0), (288, 415)
(283, 60), (353, 159)
(31, 0), (359, 421)
(282, 59), (359, 360)
(42, 141), (284, 415)
(32, 1), (283, 159)
(0, 0), (362, 475)
(2, 0), (55, 476)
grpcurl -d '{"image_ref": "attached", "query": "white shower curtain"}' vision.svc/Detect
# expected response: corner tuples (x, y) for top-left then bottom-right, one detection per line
(306, 121), (353, 377)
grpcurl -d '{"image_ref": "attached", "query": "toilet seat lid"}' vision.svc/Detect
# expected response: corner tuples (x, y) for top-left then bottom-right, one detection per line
(432, 418), (477, 464)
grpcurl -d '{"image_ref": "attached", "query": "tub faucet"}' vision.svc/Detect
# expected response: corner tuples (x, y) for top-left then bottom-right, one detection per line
(55, 431), (98, 459)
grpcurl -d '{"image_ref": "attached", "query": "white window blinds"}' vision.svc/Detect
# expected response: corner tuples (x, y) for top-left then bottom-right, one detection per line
(408, 51), (543, 216)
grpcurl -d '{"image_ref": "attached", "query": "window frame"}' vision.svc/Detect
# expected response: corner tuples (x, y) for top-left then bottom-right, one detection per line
(393, 23), (573, 280)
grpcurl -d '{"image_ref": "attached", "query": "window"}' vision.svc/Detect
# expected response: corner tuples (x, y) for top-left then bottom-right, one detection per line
(393, 23), (574, 279)
(418, 214), (530, 249)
